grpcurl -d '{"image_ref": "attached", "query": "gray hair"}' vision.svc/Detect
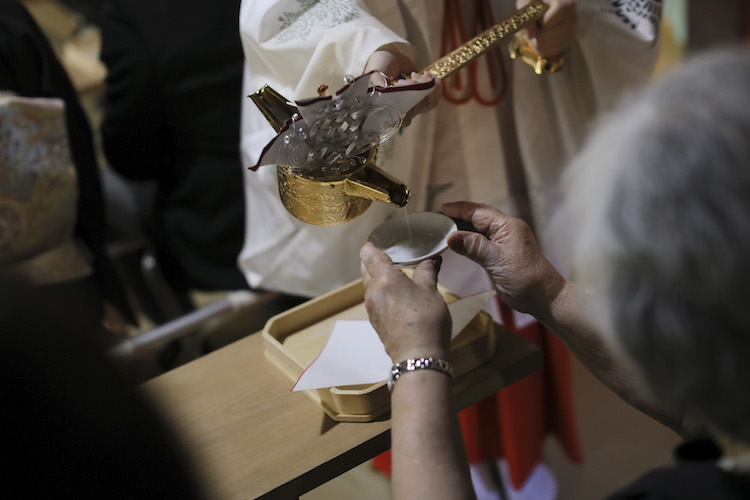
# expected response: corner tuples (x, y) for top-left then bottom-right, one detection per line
(563, 46), (750, 442)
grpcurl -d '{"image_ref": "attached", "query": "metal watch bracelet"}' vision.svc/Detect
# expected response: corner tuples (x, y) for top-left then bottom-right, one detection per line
(388, 357), (454, 392)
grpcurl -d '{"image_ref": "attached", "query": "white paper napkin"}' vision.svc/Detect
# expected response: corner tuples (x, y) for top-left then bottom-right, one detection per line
(292, 290), (496, 391)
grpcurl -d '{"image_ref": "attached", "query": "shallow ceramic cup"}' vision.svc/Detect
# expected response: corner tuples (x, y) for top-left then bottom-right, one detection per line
(367, 212), (457, 266)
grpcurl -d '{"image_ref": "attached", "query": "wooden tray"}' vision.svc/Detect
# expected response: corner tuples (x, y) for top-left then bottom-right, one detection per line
(262, 278), (497, 422)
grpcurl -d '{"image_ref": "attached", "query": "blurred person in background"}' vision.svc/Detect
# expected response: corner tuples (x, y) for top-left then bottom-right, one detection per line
(1, 275), (207, 499)
(0, 0), (135, 334)
(98, 0), (250, 309)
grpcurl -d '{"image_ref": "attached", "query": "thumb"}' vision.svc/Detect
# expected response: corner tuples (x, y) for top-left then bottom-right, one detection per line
(411, 256), (440, 289)
(448, 232), (501, 270)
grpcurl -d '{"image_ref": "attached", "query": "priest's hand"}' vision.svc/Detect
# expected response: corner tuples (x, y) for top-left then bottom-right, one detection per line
(517, 0), (577, 59)
(364, 44), (441, 127)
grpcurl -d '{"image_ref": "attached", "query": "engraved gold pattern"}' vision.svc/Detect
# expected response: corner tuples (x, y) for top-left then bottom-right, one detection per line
(277, 166), (372, 225)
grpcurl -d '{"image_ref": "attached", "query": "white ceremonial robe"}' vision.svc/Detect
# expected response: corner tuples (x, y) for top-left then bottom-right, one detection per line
(238, 0), (662, 300)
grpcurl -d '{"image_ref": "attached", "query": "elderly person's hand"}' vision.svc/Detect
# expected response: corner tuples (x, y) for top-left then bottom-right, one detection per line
(360, 242), (451, 362)
(442, 201), (566, 319)
(517, 0), (577, 59)
(364, 44), (441, 127)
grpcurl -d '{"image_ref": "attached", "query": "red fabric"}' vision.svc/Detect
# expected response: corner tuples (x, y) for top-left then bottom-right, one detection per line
(373, 298), (583, 489)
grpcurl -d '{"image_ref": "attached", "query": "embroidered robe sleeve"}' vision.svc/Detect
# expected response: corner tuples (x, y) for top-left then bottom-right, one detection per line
(512, 0), (663, 247)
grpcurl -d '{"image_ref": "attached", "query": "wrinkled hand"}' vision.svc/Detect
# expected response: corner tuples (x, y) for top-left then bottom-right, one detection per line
(360, 242), (451, 362)
(364, 44), (441, 127)
(517, 0), (577, 59)
(442, 201), (565, 318)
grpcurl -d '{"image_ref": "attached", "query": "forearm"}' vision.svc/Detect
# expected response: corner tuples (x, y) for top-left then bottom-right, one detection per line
(359, 243), (473, 498)
(390, 369), (475, 500)
(537, 280), (695, 437)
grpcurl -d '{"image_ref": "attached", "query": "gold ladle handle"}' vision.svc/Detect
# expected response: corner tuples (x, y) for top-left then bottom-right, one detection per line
(420, 0), (549, 80)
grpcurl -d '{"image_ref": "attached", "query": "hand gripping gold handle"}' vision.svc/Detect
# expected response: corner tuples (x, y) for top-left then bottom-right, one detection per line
(421, 0), (549, 80)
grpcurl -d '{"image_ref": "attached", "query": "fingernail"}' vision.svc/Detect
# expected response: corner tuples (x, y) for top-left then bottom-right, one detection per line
(447, 234), (462, 251)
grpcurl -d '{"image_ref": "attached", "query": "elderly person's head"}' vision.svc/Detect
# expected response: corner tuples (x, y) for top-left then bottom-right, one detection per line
(565, 47), (750, 443)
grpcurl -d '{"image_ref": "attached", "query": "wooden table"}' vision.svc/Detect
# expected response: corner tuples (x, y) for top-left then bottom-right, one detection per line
(143, 324), (542, 499)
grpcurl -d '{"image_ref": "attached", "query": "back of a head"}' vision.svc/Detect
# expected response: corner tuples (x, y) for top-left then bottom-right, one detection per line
(0, 279), (206, 499)
(563, 46), (750, 443)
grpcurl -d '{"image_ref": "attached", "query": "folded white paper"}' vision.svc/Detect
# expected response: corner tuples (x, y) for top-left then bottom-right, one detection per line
(449, 290), (497, 340)
(292, 290), (496, 391)
(292, 320), (390, 391)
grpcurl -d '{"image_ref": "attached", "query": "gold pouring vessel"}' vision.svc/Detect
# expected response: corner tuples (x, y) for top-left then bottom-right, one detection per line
(250, 0), (549, 226)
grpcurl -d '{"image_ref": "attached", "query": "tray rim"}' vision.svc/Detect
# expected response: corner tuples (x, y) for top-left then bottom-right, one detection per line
(262, 278), (496, 421)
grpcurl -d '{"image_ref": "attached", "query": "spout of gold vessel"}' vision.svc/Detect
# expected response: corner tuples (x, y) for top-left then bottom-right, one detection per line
(249, 85), (298, 133)
(344, 163), (410, 208)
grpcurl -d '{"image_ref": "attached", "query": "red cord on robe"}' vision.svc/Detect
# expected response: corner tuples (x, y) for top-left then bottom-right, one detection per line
(374, 2), (583, 487)
(373, 298), (583, 489)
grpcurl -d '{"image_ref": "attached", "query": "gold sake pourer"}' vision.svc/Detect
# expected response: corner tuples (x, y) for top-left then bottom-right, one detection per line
(250, 1), (548, 226)
(251, 85), (410, 226)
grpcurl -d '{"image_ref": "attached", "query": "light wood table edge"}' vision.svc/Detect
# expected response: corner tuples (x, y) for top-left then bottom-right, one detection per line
(143, 323), (542, 500)
(263, 328), (543, 499)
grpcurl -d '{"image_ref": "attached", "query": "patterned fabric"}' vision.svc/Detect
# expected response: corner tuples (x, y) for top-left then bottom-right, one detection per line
(274, 0), (365, 43)
(0, 93), (92, 283)
(0, 0), (135, 324)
